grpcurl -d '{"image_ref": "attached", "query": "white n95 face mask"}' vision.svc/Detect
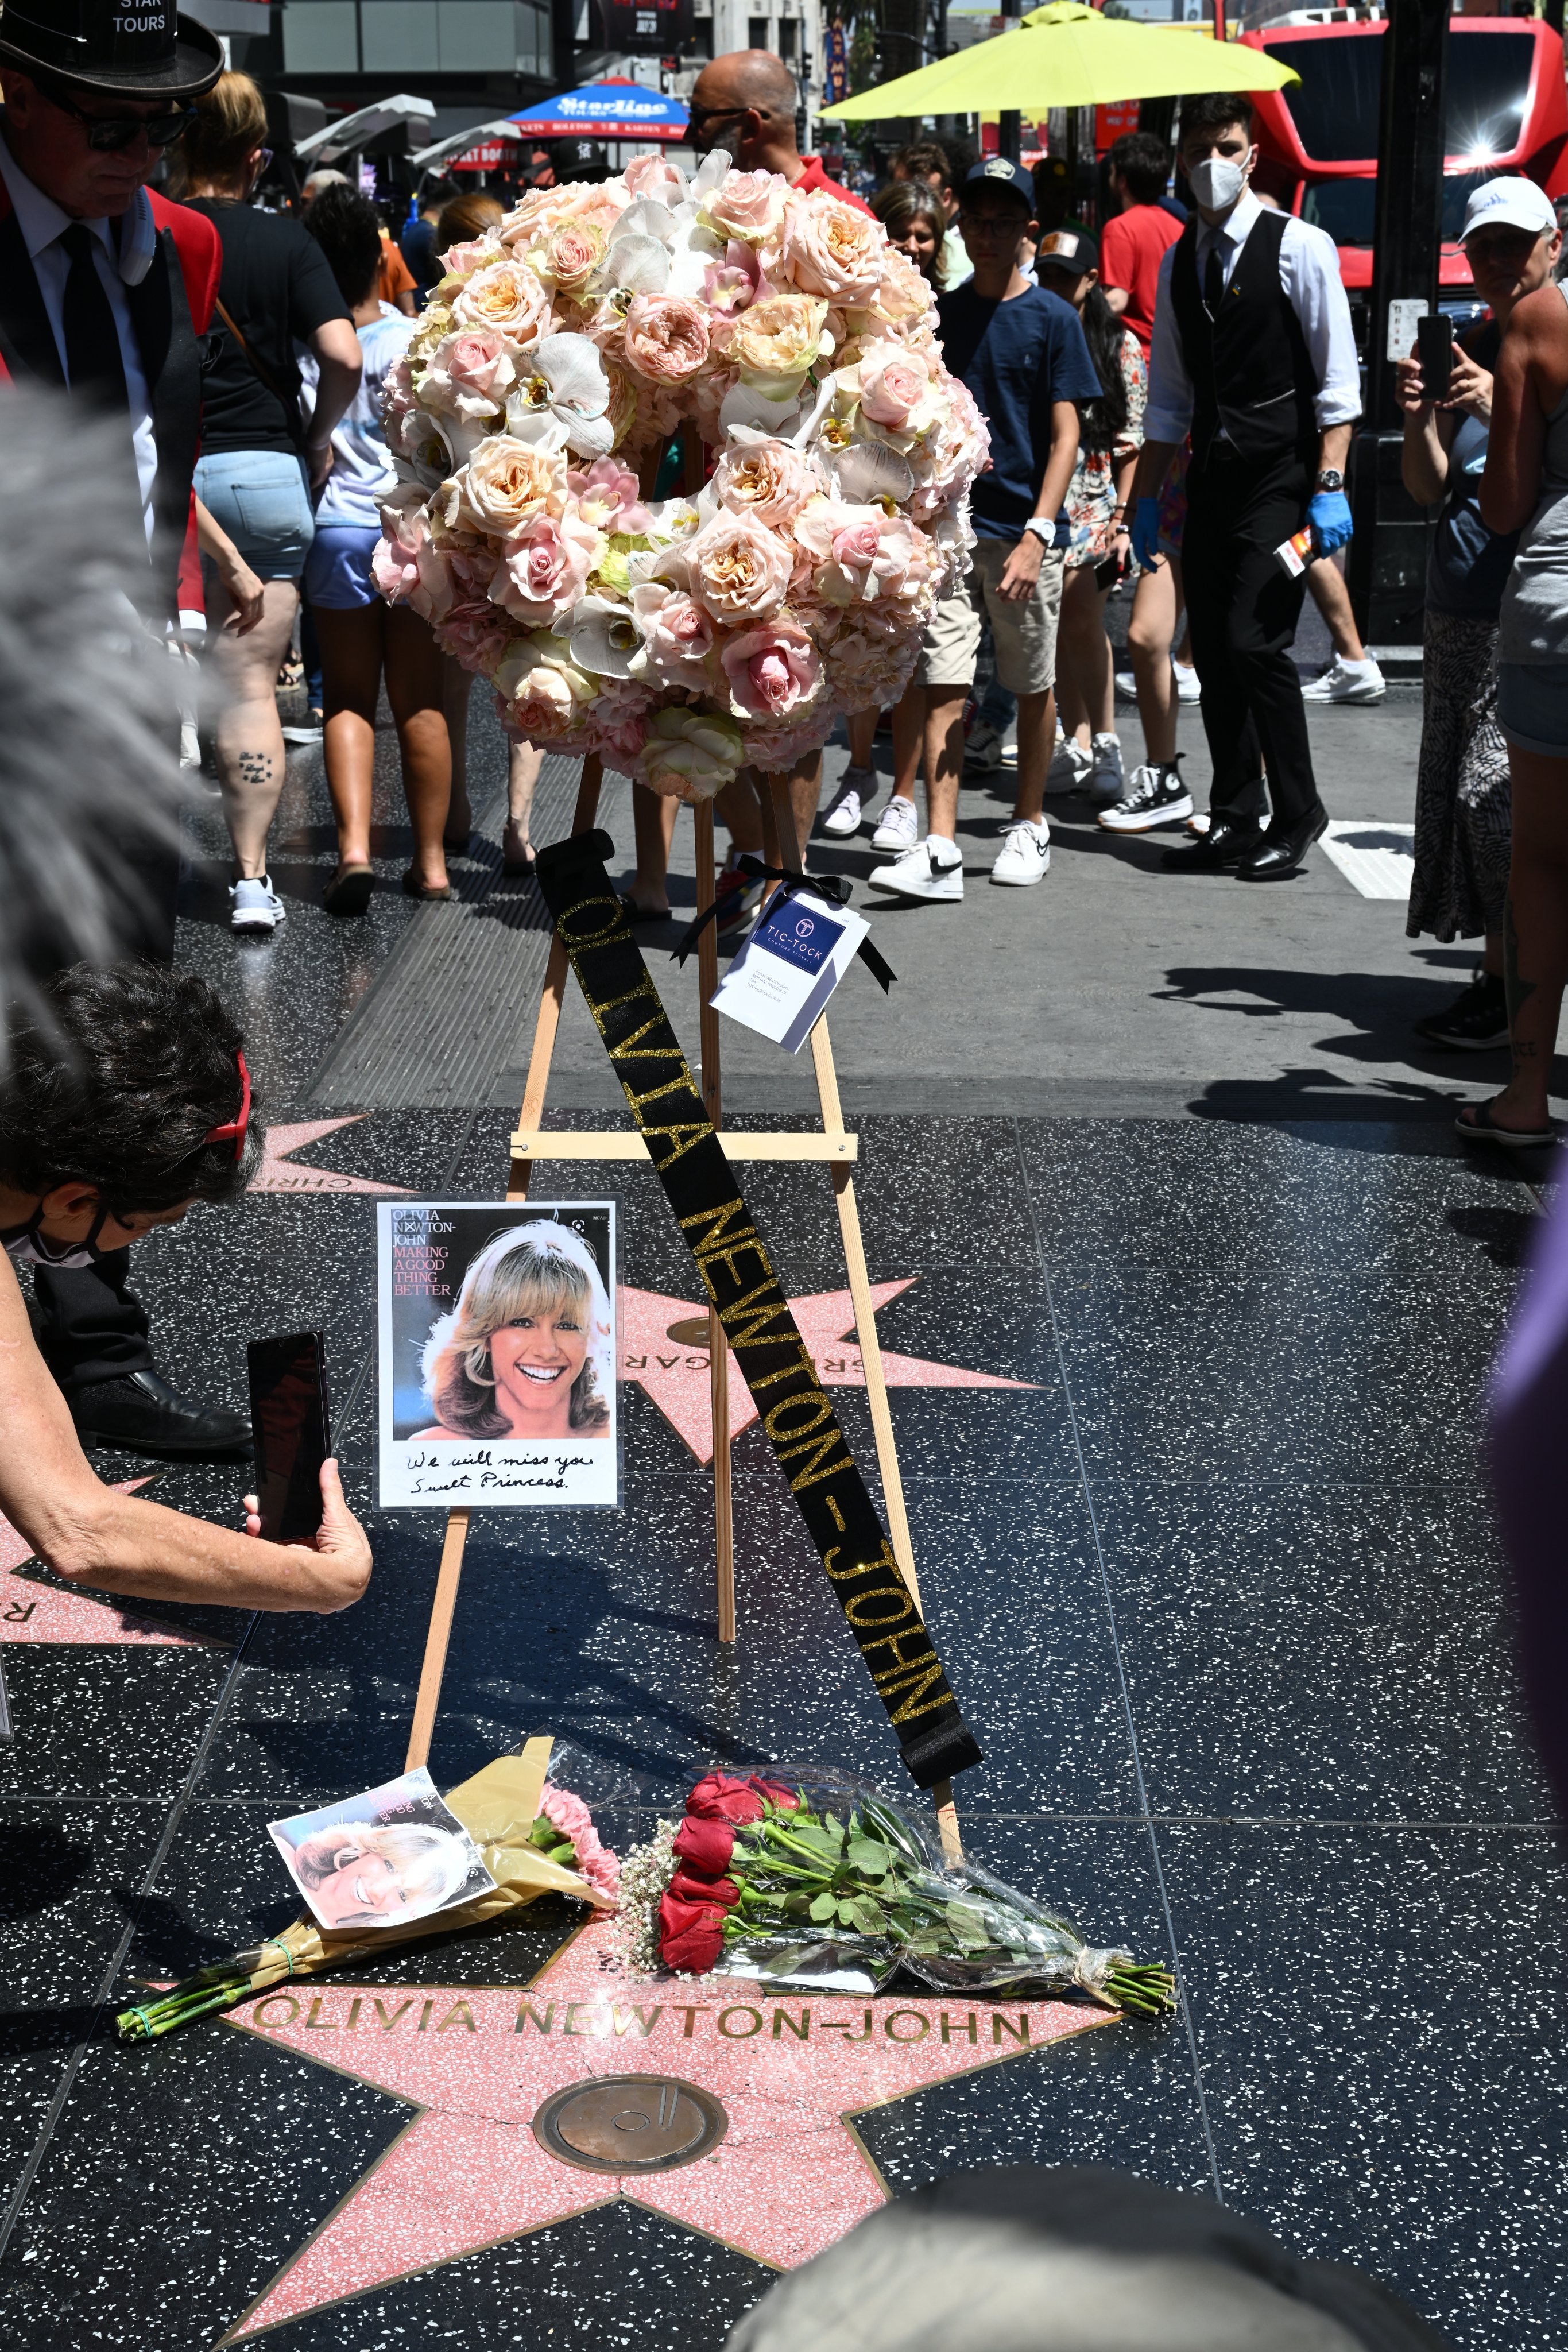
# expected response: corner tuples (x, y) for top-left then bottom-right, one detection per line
(1189, 156), (1248, 212)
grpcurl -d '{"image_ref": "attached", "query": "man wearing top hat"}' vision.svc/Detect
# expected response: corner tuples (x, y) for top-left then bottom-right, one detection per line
(0, 0), (254, 1457)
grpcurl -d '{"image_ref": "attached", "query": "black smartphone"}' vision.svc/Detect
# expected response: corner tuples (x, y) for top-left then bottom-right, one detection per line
(247, 1332), (331, 1545)
(1094, 547), (1124, 592)
(1416, 311), (1455, 403)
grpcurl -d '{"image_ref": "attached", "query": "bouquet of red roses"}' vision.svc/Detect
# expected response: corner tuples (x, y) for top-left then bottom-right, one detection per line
(619, 1767), (1175, 2019)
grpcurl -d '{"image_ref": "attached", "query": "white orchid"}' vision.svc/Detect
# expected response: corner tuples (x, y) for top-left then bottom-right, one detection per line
(504, 334), (615, 461)
(832, 440), (916, 508)
(567, 592), (646, 679)
(720, 380), (805, 444)
(586, 234), (671, 300)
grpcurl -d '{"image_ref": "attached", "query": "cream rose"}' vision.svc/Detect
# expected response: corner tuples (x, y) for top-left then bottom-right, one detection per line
(622, 294), (711, 384)
(442, 434), (566, 539)
(418, 328), (518, 423)
(628, 583), (719, 691)
(775, 190), (886, 305)
(856, 341), (933, 432)
(729, 291), (827, 384)
(686, 506), (795, 624)
(711, 435), (814, 530)
(452, 258), (553, 351)
(641, 706), (745, 802)
(702, 167), (788, 245)
(534, 222), (606, 301)
(494, 635), (597, 739)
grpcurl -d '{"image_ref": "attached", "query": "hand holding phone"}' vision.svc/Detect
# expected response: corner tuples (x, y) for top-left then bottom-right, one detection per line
(248, 1333), (331, 1546)
(1415, 312), (1455, 405)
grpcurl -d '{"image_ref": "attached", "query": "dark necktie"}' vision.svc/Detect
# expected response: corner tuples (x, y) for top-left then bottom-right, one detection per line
(60, 219), (129, 412)
(1203, 239), (1225, 320)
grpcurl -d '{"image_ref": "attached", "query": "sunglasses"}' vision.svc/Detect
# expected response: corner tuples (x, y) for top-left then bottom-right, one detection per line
(38, 78), (196, 152)
(686, 102), (746, 131)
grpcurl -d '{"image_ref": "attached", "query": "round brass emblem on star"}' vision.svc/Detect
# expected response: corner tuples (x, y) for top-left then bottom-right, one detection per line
(532, 2075), (729, 2175)
(665, 1316), (712, 1348)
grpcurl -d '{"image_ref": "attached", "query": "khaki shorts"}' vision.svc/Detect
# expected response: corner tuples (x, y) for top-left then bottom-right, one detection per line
(916, 539), (1066, 695)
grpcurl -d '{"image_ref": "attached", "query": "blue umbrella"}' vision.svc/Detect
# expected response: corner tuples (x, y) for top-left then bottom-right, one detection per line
(510, 79), (689, 144)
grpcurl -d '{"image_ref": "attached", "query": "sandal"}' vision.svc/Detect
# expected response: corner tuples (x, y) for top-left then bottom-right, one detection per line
(402, 871), (452, 902)
(617, 889), (670, 923)
(323, 863), (374, 918)
(1455, 1099), (1561, 1151)
(502, 823), (535, 879)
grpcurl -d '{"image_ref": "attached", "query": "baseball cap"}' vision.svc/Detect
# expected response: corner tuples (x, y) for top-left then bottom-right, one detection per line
(1036, 227), (1099, 276)
(1460, 176), (1557, 241)
(961, 157), (1035, 210)
(552, 138), (610, 175)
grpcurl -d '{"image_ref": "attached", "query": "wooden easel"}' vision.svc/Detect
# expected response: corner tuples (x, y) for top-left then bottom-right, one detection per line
(403, 437), (961, 1858)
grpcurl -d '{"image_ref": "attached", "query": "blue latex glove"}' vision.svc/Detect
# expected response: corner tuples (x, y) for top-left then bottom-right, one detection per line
(1308, 489), (1353, 557)
(1130, 496), (1163, 571)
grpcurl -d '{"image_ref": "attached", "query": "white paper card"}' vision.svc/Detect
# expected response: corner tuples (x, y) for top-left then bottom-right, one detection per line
(1386, 298), (1429, 363)
(711, 887), (869, 1053)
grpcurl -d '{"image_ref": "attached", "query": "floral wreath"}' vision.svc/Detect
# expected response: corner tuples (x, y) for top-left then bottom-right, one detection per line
(373, 148), (989, 799)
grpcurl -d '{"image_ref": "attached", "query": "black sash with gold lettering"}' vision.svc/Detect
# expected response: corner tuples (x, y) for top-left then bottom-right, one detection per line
(535, 830), (982, 1789)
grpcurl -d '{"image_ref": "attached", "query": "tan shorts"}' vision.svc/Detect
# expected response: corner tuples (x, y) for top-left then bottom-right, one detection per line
(916, 539), (1066, 695)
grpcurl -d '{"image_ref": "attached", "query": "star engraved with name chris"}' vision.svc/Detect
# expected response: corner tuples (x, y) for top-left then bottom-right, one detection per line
(217, 1912), (1117, 2340)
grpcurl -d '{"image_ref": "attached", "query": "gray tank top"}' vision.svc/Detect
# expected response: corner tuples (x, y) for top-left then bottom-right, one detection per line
(1499, 281), (1568, 663)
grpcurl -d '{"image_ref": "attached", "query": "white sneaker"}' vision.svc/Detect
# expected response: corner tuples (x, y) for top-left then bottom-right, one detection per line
(870, 794), (920, 854)
(822, 767), (872, 837)
(1172, 659), (1201, 703)
(990, 818), (1051, 886)
(1045, 735), (1093, 795)
(1087, 733), (1125, 807)
(1098, 760), (1194, 833)
(1114, 668), (1138, 702)
(868, 836), (964, 902)
(230, 875), (286, 933)
(1302, 655), (1386, 704)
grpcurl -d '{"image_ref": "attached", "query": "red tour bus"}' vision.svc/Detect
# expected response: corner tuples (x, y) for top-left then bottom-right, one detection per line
(1241, 14), (1568, 337)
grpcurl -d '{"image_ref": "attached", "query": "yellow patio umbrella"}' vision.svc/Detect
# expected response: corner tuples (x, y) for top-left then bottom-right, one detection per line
(819, 1), (1299, 122)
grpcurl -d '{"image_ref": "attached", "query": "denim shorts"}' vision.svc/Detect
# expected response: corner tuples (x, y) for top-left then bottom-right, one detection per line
(1497, 661), (1568, 759)
(303, 523), (381, 610)
(194, 448), (313, 581)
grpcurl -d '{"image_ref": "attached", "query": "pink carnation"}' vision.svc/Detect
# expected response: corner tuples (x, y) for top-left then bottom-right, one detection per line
(721, 617), (823, 722)
(537, 1782), (621, 1901)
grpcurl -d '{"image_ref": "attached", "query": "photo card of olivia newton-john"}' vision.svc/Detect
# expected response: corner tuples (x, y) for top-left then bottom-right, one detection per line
(377, 1201), (618, 1510)
(269, 1769), (496, 1933)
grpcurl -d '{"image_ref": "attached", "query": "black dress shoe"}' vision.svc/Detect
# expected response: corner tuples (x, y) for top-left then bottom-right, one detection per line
(1236, 802), (1329, 881)
(71, 1370), (252, 1459)
(1160, 815), (1266, 873)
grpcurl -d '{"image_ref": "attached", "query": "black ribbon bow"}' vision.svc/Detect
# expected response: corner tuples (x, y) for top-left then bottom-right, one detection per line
(672, 856), (896, 993)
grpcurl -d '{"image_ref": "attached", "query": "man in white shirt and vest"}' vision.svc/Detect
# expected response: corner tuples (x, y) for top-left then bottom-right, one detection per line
(1130, 91), (1361, 880)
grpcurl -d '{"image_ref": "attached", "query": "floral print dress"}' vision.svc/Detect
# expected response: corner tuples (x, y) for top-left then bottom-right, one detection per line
(1062, 326), (1147, 570)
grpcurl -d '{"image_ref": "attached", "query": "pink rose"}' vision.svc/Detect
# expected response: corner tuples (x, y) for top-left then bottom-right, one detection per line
(380, 353), (415, 423)
(623, 295), (711, 384)
(420, 327), (518, 422)
(628, 583), (718, 691)
(703, 167), (788, 245)
(539, 222), (605, 301)
(452, 258), (553, 351)
(858, 342), (931, 430)
(624, 151), (687, 204)
(493, 506), (601, 627)
(685, 506), (794, 624)
(567, 455), (652, 535)
(869, 247), (935, 326)
(721, 618), (823, 722)
(441, 234), (500, 278)
(793, 496), (922, 606)
(775, 189), (886, 305)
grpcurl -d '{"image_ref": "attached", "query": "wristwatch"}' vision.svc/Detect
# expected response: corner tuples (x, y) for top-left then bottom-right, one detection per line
(1023, 517), (1054, 543)
(1315, 469), (1346, 493)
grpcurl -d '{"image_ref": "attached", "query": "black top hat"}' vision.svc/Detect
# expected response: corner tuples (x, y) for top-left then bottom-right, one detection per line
(0, 0), (223, 99)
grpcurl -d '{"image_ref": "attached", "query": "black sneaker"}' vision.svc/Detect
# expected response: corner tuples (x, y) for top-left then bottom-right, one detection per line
(1097, 758), (1194, 833)
(1415, 968), (1509, 1051)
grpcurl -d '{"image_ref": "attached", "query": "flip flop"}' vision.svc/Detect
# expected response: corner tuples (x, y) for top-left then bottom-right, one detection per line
(617, 891), (670, 923)
(322, 864), (374, 918)
(1455, 1100), (1561, 1150)
(401, 871), (452, 902)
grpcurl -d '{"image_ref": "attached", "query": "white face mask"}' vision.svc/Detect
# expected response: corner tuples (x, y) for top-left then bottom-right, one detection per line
(1188, 155), (1249, 213)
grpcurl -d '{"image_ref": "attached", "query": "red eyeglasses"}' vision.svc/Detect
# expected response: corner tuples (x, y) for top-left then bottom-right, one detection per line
(204, 1051), (251, 1163)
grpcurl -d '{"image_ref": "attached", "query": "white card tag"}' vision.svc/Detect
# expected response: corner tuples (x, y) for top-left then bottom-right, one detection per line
(1386, 297), (1428, 363)
(711, 885), (870, 1053)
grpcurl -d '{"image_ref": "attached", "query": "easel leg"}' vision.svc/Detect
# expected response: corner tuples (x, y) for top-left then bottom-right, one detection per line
(404, 755), (604, 1778)
(694, 799), (735, 1642)
(762, 770), (962, 1859)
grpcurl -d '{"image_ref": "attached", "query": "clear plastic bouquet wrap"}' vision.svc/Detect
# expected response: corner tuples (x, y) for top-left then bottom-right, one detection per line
(371, 146), (989, 798)
(618, 1767), (1176, 2019)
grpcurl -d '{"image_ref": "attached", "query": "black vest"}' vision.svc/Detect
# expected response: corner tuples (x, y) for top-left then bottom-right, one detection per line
(1170, 207), (1319, 467)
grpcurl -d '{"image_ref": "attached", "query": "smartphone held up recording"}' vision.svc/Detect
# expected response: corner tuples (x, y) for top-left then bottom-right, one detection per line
(248, 1332), (331, 1545)
(1416, 312), (1455, 404)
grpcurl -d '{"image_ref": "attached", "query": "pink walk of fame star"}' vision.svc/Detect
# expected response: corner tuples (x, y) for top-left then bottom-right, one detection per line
(0, 1488), (219, 1648)
(249, 1117), (411, 1197)
(219, 1914), (1116, 2341)
(618, 1280), (1035, 1463)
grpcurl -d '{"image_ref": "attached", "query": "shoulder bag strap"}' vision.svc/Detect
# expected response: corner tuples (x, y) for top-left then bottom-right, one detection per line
(212, 293), (305, 447)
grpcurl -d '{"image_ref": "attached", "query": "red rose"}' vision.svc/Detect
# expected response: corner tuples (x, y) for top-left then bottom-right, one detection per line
(750, 1775), (801, 1811)
(686, 1771), (768, 1824)
(657, 1891), (728, 1972)
(673, 1816), (737, 1875)
(669, 1867), (739, 1909)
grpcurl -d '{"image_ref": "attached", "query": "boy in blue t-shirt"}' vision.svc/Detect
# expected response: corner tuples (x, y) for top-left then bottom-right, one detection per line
(868, 159), (1101, 903)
